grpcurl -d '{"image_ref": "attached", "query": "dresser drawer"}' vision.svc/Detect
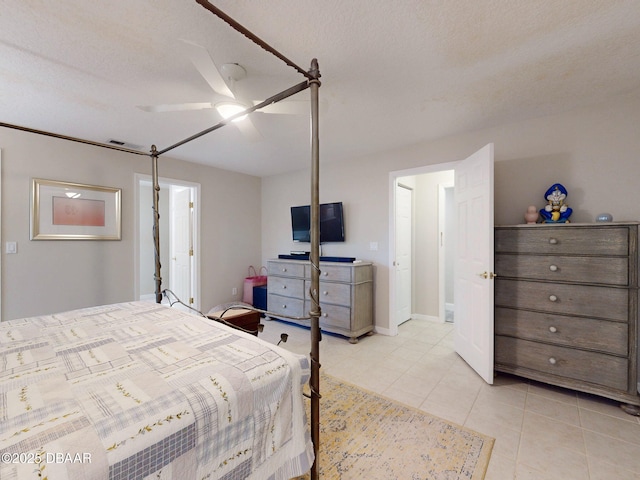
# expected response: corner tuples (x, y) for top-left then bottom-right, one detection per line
(495, 307), (628, 356)
(319, 264), (352, 283)
(495, 279), (628, 321)
(495, 227), (629, 255)
(268, 261), (305, 278)
(267, 294), (305, 318)
(495, 254), (629, 285)
(267, 276), (305, 299)
(305, 281), (351, 306)
(319, 303), (351, 330)
(495, 336), (629, 391)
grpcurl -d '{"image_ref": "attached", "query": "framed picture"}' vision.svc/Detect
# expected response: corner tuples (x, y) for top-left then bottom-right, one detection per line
(31, 178), (121, 240)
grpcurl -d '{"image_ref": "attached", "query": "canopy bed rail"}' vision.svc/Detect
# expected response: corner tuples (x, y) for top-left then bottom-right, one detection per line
(1, 2), (324, 477)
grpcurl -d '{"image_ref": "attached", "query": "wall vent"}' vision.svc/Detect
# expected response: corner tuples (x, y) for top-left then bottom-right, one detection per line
(108, 139), (144, 150)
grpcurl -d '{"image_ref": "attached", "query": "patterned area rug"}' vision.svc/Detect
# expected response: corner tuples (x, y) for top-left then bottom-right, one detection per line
(293, 374), (494, 480)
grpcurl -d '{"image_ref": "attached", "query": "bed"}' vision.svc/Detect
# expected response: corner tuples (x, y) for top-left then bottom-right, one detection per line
(0, 301), (313, 479)
(0, 1), (324, 478)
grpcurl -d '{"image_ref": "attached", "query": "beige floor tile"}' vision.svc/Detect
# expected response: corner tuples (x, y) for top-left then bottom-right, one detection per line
(476, 382), (527, 410)
(525, 391), (581, 426)
(467, 393), (525, 433)
(527, 380), (579, 405)
(588, 457), (640, 480)
(577, 391), (640, 422)
(583, 430), (640, 473)
(517, 434), (590, 479)
(484, 452), (516, 479)
(521, 410), (585, 454)
(580, 407), (640, 445)
(418, 397), (470, 426)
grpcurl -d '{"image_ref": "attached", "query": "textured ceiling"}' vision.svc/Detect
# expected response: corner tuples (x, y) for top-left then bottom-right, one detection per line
(1, 1), (640, 176)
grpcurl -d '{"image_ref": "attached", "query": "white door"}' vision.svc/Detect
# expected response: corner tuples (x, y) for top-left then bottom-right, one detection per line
(395, 184), (412, 326)
(454, 143), (495, 384)
(170, 186), (193, 309)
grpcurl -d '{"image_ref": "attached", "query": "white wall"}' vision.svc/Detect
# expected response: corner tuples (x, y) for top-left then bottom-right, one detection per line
(1, 127), (262, 320)
(261, 91), (640, 332)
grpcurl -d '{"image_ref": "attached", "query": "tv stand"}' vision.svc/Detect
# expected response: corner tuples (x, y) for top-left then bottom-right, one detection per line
(278, 254), (356, 263)
(267, 258), (373, 342)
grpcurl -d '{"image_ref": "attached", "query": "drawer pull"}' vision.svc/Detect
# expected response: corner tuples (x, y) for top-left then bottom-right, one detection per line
(549, 326), (557, 333)
(548, 357), (557, 365)
(282, 304), (287, 309)
(549, 264), (558, 272)
(549, 295), (558, 302)
(282, 268), (287, 272)
(323, 291), (328, 295)
(549, 238), (558, 245)
(282, 285), (287, 289)
(323, 272), (329, 276)
(323, 313), (328, 317)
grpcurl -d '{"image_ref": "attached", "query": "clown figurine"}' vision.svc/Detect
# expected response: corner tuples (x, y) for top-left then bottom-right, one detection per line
(540, 183), (572, 223)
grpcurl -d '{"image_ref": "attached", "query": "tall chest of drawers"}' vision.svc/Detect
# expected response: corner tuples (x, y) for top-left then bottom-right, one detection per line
(494, 223), (640, 411)
(267, 259), (374, 343)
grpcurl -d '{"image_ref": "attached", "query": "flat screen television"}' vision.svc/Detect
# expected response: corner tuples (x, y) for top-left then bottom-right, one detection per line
(291, 202), (345, 243)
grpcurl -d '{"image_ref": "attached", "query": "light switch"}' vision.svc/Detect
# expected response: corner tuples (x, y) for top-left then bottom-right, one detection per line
(6, 241), (17, 254)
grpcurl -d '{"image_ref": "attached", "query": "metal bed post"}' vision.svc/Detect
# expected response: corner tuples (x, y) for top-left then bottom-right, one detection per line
(308, 58), (322, 480)
(151, 145), (163, 303)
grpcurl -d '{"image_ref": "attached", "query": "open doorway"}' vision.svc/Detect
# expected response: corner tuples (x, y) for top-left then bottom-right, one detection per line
(390, 144), (495, 381)
(135, 174), (201, 311)
(389, 163), (456, 336)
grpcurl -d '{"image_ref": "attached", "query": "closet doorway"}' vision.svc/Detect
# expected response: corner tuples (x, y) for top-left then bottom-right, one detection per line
(389, 144), (495, 384)
(135, 174), (201, 311)
(391, 168), (455, 331)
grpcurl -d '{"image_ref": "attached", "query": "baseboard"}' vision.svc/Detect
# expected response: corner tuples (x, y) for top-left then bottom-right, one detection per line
(412, 313), (444, 324)
(374, 325), (394, 336)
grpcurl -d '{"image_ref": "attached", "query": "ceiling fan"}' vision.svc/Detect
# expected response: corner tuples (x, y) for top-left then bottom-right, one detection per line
(137, 40), (312, 141)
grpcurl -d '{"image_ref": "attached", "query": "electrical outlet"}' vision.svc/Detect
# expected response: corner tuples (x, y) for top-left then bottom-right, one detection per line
(232, 287), (238, 295)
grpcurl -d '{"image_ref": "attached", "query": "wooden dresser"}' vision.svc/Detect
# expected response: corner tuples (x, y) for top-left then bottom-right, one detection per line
(494, 223), (640, 411)
(267, 259), (374, 343)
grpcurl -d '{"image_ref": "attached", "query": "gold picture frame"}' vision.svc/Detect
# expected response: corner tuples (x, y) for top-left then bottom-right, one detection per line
(31, 178), (122, 240)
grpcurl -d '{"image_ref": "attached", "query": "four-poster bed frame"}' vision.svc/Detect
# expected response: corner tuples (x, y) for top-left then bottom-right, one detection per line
(1, 2), (323, 478)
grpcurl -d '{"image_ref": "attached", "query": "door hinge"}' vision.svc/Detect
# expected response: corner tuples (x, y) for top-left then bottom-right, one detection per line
(189, 201), (194, 209)
(189, 297), (194, 304)
(189, 248), (194, 256)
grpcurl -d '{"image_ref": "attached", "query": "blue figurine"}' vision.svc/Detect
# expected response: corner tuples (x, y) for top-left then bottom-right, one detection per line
(539, 183), (572, 223)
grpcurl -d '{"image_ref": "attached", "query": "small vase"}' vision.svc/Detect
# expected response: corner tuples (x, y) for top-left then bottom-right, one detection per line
(596, 213), (613, 222)
(524, 205), (539, 224)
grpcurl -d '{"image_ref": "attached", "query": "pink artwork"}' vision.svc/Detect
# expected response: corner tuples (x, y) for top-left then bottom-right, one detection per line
(52, 197), (106, 226)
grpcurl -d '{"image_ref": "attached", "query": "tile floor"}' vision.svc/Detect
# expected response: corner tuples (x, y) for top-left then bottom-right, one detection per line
(259, 317), (640, 479)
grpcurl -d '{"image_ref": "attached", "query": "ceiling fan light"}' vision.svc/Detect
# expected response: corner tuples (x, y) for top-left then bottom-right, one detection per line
(215, 103), (248, 123)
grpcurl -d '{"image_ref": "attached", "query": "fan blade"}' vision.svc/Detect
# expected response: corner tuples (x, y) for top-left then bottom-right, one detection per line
(253, 99), (329, 115)
(179, 39), (235, 99)
(234, 117), (262, 142)
(137, 102), (213, 113)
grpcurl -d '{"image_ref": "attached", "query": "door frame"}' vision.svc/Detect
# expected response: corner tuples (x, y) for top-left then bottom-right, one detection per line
(438, 182), (455, 323)
(134, 174), (201, 310)
(388, 161), (459, 336)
